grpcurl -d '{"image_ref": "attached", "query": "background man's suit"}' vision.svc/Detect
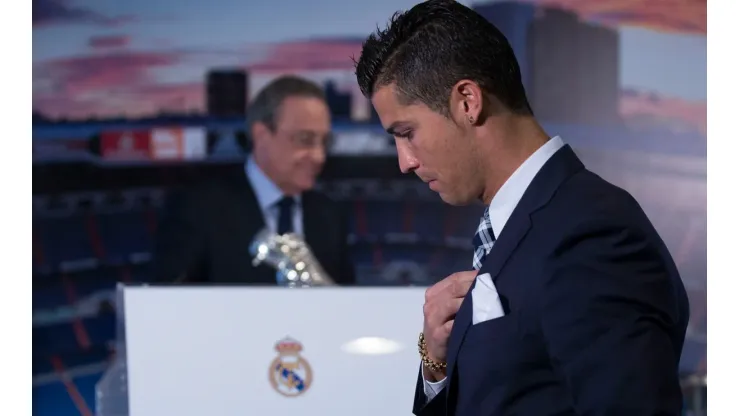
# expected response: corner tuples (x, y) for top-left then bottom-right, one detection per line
(414, 144), (690, 415)
(153, 170), (355, 285)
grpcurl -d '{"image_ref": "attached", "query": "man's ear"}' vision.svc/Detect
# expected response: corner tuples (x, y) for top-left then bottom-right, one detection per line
(450, 79), (484, 125)
(250, 121), (271, 147)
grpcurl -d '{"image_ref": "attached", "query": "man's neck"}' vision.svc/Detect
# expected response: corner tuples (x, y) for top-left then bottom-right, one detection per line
(477, 117), (550, 205)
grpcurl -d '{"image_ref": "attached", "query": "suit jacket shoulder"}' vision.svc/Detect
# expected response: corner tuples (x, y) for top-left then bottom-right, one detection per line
(528, 168), (688, 414)
(154, 175), (264, 283)
(544, 168), (648, 228)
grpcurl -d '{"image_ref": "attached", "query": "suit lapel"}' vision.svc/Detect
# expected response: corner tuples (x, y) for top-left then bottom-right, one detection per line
(445, 281), (473, 383)
(237, 175), (266, 241)
(484, 145), (585, 285)
(444, 145), (585, 384)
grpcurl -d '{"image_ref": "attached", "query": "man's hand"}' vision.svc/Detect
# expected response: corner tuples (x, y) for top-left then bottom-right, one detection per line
(422, 270), (477, 382)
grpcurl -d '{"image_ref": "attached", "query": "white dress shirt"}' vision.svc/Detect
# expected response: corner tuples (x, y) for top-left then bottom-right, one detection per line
(245, 156), (304, 236)
(422, 136), (565, 400)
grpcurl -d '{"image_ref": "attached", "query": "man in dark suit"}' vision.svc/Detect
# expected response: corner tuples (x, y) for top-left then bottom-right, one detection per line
(154, 75), (355, 285)
(355, 1), (689, 414)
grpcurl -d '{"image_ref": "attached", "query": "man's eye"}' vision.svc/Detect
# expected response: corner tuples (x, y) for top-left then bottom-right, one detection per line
(396, 131), (413, 139)
(297, 135), (314, 145)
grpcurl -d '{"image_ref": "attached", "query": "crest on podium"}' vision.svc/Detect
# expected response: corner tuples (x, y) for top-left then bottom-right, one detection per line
(268, 337), (313, 397)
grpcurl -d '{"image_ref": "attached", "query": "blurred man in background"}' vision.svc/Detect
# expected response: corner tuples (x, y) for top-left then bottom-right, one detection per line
(154, 75), (355, 285)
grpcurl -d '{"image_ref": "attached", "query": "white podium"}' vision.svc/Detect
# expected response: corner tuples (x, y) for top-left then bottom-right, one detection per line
(97, 285), (426, 416)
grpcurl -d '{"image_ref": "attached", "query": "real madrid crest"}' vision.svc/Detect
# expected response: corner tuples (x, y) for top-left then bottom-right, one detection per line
(269, 337), (313, 397)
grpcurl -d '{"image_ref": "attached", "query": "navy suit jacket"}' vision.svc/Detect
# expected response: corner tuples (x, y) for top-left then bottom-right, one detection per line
(413, 146), (689, 416)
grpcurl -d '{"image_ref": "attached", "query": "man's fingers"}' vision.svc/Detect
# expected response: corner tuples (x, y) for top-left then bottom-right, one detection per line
(446, 297), (464, 316)
(443, 319), (454, 334)
(427, 297), (464, 327)
(426, 270), (478, 301)
(451, 272), (477, 297)
(430, 320), (456, 347)
(456, 270), (478, 284)
(425, 278), (454, 301)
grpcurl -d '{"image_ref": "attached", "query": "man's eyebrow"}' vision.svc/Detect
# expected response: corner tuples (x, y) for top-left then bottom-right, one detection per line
(385, 121), (412, 135)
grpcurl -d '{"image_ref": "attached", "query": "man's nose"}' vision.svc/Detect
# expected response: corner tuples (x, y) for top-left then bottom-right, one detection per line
(396, 143), (419, 174)
(309, 145), (326, 165)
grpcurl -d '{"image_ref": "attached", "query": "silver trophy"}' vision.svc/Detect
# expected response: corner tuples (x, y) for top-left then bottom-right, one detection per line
(249, 228), (335, 287)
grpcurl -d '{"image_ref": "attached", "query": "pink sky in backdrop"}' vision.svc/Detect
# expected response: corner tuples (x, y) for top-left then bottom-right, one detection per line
(33, 0), (706, 131)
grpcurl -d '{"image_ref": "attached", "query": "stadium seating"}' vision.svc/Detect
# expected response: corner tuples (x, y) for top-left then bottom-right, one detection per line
(35, 215), (98, 267)
(33, 365), (104, 416)
(96, 210), (156, 263)
(33, 381), (85, 416)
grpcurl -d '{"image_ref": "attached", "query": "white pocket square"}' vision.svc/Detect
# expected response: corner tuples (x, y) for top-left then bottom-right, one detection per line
(471, 273), (506, 325)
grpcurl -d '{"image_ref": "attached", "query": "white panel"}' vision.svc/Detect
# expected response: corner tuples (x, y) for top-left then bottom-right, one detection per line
(124, 287), (425, 416)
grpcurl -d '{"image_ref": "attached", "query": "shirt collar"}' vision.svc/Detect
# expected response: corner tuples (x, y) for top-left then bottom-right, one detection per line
(245, 156), (300, 211)
(486, 136), (565, 237)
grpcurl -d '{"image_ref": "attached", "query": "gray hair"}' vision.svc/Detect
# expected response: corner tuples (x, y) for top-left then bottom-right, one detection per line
(247, 75), (326, 134)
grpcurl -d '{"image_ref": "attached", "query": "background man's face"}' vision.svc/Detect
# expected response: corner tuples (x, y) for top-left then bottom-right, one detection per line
(255, 96), (332, 195)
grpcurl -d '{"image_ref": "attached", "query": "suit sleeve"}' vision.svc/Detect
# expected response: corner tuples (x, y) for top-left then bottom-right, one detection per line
(152, 188), (207, 283)
(412, 365), (447, 416)
(539, 218), (687, 415)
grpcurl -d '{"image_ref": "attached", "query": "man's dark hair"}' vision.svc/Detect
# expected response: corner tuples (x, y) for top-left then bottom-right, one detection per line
(247, 75), (326, 133)
(354, 0), (532, 116)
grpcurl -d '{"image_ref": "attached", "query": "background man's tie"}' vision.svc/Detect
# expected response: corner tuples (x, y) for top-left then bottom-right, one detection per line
(276, 196), (295, 235)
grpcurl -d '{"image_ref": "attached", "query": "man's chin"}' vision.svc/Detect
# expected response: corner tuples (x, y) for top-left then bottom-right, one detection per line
(438, 191), (470, 207)
(437, 192), (458, 206)
(295, 178), (317, 192)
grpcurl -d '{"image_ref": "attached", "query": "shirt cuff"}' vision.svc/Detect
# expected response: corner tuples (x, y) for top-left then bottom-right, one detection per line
(422, 375), (448, 400)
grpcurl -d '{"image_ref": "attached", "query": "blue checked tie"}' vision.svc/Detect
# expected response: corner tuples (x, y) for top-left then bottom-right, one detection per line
(472, 209), (496, 270)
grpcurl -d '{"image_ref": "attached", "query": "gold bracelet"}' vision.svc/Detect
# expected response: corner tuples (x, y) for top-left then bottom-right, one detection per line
(418, 332), (447, 372)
